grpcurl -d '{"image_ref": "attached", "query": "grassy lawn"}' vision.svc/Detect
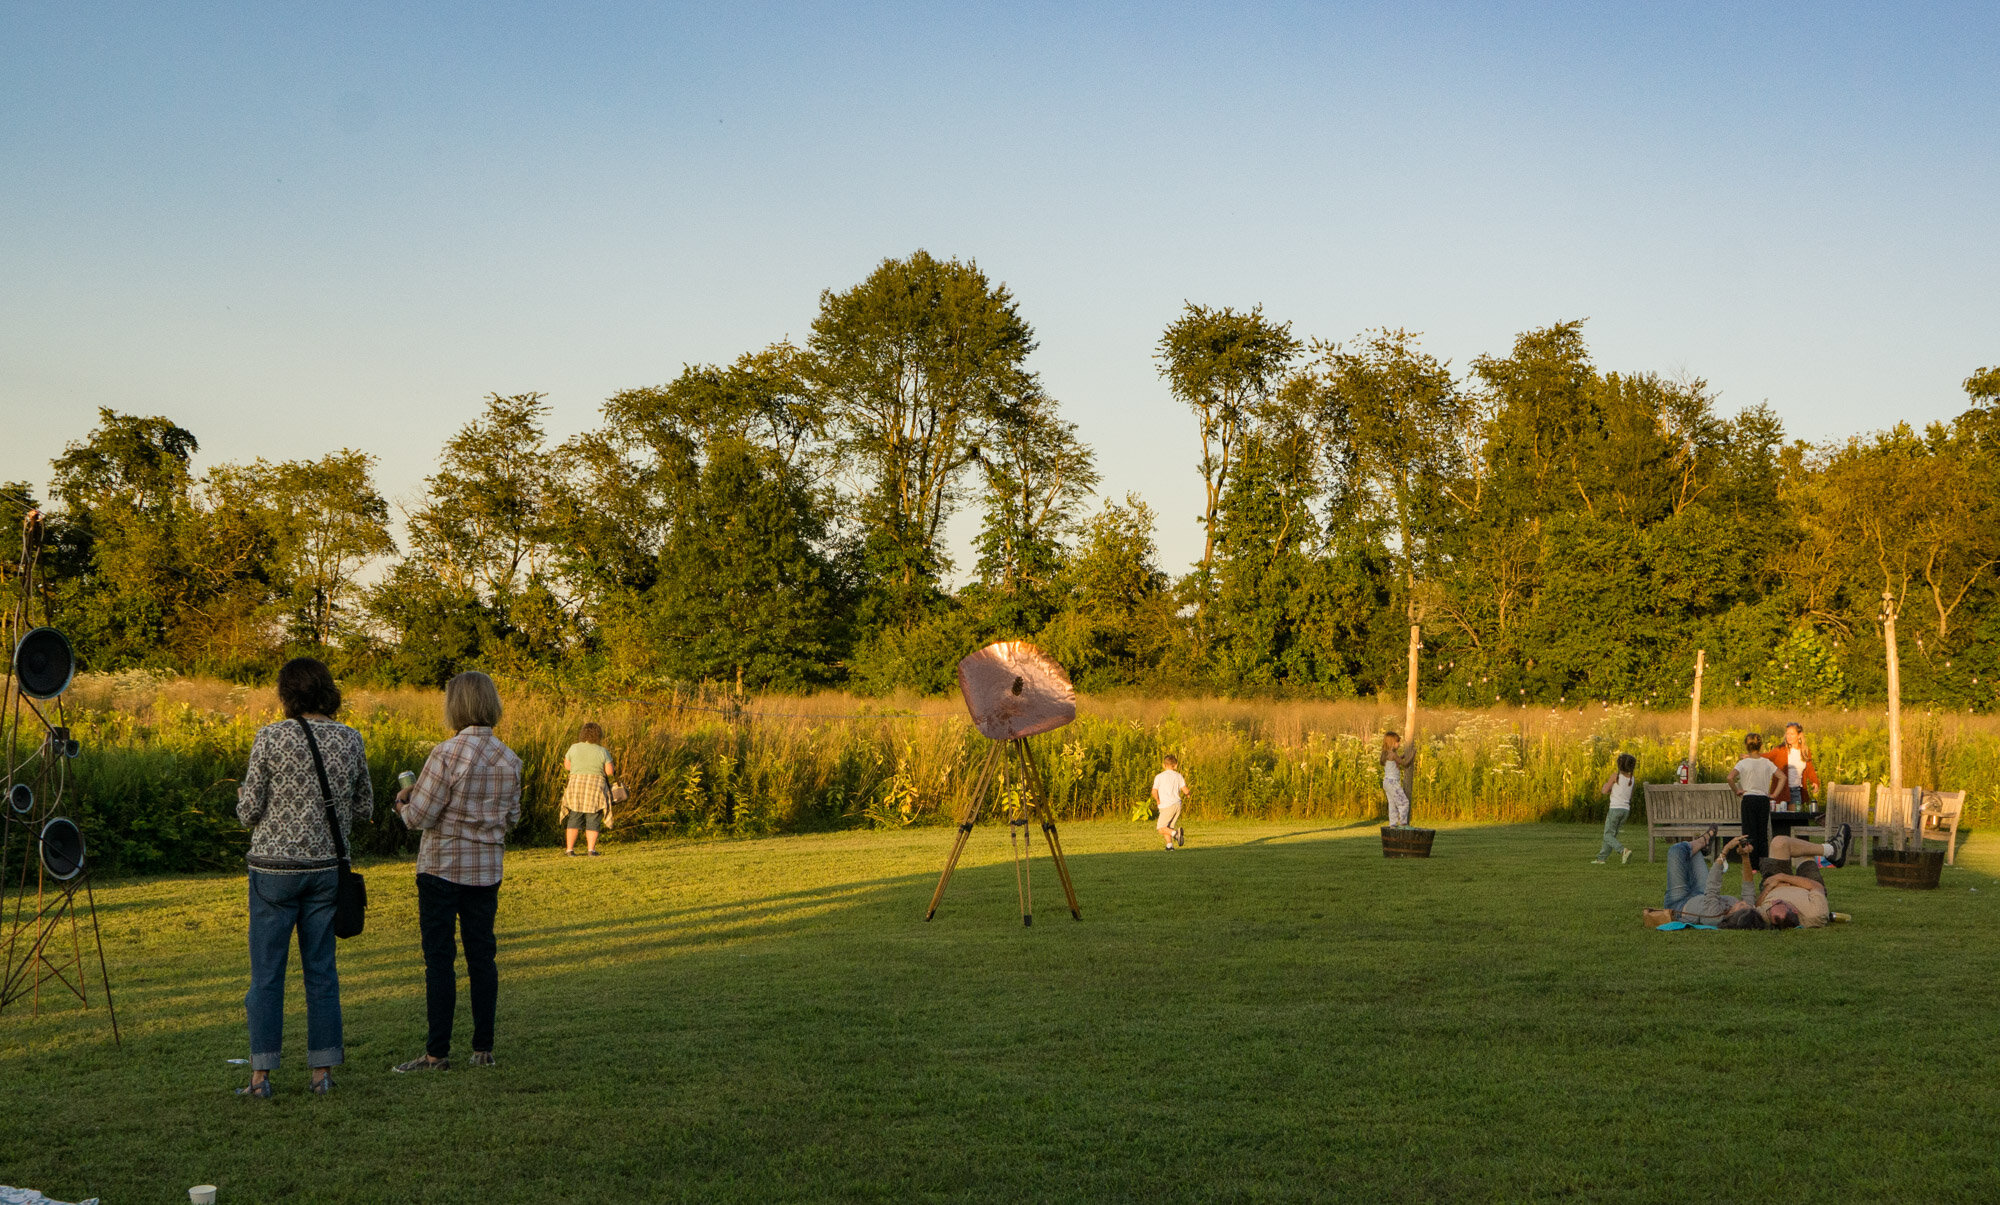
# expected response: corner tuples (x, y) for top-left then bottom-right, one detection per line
(3, 819), (1998, 1203)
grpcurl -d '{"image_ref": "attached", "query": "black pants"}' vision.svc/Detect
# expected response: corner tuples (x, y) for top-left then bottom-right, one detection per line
(416, 873), (499, 1059)
(1740, 794), (1773, 866)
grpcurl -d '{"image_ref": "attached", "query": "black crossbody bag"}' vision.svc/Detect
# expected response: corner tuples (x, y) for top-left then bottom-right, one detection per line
(297, 717), (368, 939)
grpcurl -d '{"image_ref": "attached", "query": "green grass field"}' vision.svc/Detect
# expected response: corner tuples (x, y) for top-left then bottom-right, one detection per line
(3, 820), (1997, 1203)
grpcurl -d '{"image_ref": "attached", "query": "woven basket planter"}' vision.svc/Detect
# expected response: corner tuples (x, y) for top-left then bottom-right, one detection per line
(1872, 847), (1943, 890)
(1380, 827), (1435, 858)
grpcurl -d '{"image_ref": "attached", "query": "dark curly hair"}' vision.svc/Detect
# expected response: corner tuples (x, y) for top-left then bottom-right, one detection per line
(276, 657), (342, 720)
(1718, 906), (1771, 930)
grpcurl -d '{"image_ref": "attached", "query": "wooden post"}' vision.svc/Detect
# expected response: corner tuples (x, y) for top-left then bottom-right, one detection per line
(1404, 624), (1421, 744)
(1883, 590), (1905, 849)
(1686, 649), (1705, 782)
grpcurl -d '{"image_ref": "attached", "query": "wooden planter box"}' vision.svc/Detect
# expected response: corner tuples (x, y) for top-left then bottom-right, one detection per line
(1381, 827), (1435, 858)
(1873, 847), (1944, 890)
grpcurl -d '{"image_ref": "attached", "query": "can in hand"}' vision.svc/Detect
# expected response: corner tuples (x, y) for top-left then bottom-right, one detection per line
(397, 770), (417, 790)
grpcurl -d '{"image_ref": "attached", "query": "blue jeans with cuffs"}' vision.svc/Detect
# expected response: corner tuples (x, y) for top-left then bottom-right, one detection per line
(245, 868), (344, 1070)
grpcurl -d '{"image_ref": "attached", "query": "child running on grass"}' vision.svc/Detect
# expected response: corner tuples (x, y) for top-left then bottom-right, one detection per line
(1381, 732), (1414, 827)
(1594, 753), (1638, 864)
(1151, 755), (1188, 851)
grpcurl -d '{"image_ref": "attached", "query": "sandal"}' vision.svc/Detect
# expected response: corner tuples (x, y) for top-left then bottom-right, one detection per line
(311, 1072), (334, 1095)
(236, 1078), (273, 1099)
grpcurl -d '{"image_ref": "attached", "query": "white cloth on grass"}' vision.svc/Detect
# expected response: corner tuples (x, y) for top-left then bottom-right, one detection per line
(2, 1188), (100, 1205)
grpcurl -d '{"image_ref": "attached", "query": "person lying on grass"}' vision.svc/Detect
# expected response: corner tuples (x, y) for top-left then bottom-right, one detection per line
(1749, 825), (1851, 930)
(1646, 829), (1771, 929)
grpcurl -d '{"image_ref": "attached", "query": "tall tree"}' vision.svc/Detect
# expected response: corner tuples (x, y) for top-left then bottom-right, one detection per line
(47, 410), (203, 663)
(644, 439), (849, 689)
(1320, 329), (1465, 721)
(1155, 304), (1300, 570)
(1037, 496), (1176, 688)
(250, 451), (396, 647)
(970, 386), (1099, 626)
(377, 393), (570, 676)
(1965, 365), (2000, 406)
(809, 251), (1038, 615)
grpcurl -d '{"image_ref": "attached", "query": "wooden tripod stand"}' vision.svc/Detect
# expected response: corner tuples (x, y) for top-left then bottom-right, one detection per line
(925, 738), (1080, 925)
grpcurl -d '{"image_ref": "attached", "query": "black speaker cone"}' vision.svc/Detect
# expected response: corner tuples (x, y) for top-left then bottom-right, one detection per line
(40, 816), (84, 881)
(8, 783), (30, 814)
(14, 628), (76, 700)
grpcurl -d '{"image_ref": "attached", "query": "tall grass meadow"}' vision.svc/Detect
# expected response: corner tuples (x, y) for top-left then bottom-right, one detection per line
(24, 671), (1995, 873)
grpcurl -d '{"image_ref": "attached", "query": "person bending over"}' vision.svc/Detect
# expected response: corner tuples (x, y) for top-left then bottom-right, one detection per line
(1647, 829), (1769, 929)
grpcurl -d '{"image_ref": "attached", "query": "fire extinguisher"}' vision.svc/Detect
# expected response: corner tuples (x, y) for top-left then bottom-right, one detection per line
(1676, 759), (1691, 784)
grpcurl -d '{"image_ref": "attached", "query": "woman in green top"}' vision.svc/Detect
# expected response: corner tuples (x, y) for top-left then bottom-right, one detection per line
(561, 722), (616, 857)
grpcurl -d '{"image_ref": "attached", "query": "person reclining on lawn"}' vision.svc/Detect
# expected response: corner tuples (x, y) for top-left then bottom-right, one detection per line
(1651, 830), (1770, 929)
(1750, 826), (1852, 929)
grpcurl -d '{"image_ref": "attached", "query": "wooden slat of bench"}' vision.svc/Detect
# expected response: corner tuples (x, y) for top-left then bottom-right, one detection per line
(1641, 784), (1741, 862)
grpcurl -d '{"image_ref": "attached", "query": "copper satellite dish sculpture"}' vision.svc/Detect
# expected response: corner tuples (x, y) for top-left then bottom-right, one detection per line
(925, 640), (1081, 926)
(1, 510), (118, 1042)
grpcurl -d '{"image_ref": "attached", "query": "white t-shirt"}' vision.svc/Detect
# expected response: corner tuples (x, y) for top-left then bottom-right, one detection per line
(1734, 756), (1777, 797)
(1609, 773), (1634, 809)
(1152, 769), (1186, 810)
(1787, 747), (1804, 789)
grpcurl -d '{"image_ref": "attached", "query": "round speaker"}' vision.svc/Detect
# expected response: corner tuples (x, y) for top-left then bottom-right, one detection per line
(956, 640), (1076, 741)
(8, 783), (31, 814)
(40, 816), (84, 881)
(13, 628), (76, 700)
(64, 739), (81, 759)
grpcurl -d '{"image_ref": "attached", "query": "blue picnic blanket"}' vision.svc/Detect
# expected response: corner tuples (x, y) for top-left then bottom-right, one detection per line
(1655, 921), (1718, 931)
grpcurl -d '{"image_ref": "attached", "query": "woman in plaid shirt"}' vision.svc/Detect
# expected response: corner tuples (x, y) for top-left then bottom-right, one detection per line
(391, 671), (522, 1072)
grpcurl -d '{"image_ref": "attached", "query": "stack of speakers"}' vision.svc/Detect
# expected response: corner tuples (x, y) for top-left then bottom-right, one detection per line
(2, 514), (118, 1042)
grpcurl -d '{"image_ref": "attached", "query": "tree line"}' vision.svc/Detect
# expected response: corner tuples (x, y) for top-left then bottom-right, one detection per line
(8, 250), (1999, 709)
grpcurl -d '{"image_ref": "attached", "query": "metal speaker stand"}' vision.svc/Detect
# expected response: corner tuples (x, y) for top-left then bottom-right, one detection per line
(0, 509), (118, 1043)
(925, 640), (1082, 926)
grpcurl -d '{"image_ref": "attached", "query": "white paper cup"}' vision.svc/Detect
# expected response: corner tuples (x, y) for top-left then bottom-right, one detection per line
(190, 1187), (218, 1204)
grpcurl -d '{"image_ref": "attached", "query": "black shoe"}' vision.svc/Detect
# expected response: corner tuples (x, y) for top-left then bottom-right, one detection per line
(1829, 822), (1852, 869)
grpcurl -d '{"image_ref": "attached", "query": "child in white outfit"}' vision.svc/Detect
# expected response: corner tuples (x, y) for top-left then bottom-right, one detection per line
(1151, 755), (1187, 850)
(1594, 752), (1637, 864)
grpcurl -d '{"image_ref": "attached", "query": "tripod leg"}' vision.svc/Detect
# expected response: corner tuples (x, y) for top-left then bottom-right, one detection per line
(1039, 812), (1082, 920)
(1011, 816), (1032, 926)
(926, 810), (980, 922)
(926, 746), (1002, 921)
(83, 875), (118, 1045)
(1012, 741), (1081, 920)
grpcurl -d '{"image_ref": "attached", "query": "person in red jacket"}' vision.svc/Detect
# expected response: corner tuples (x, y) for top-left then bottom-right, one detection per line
(1764, 722), (1820, 811)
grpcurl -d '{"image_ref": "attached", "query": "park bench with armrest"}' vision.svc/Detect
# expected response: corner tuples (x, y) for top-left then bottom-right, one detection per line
(1922, 790), (1968, 865)
(1869, 786), (1967, 864)
(1808, 783), (1871, 866)
(1642, 783), (1742, 862)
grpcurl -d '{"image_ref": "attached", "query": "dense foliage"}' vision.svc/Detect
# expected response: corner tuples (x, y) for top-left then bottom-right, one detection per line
(9, 253), (1998, 709)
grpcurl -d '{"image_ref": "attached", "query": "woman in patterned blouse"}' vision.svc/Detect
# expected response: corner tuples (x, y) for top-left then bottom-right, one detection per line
(235, 657), (373, 1097)
(392, 670), (522, 1073)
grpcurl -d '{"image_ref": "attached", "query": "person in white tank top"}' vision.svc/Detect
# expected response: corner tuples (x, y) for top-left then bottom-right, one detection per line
(1594, 752), (1637, 864)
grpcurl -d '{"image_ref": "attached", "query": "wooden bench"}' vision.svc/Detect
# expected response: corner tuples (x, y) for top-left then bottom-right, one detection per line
(1871, 786), (1969, 865)
(1923, 790), (1969, 865)
(1821, 783), (1872, 867)
(1642, 783), (1742, 862)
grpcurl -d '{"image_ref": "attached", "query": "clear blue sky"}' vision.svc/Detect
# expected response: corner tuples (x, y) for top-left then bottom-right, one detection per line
(4, 2), (1995, 573)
